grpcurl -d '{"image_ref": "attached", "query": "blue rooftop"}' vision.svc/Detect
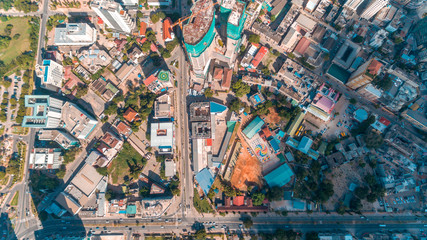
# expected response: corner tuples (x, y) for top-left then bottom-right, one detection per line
(242, 116), (265, 139)
(210, 101), (227, 114)
(195, 168), (215, 195)
(269, 137), (280, 153)
(264, 163), (294, 188)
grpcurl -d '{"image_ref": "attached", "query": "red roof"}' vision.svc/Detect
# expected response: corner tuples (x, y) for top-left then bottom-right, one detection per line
(213, 67), (223, 80)
(221, 68), (232, 89)
(206, 139), (212, 146)
(124, 107), (139, 122)
(143, 74), (157, 86)
(367, 59), (382, 75)
(262, 128), (272, 139)
(378, 117), (391, 126)
(294, 37), (311, 55)
(137, 37), (147, 45)
(251, 46), (268, 68)
(116, 121), (132, 137)
(163, 17), (173, 41)
(97, 17), (104, 25)
(233, 196), (244, 206)
(139, 22), (147, 36)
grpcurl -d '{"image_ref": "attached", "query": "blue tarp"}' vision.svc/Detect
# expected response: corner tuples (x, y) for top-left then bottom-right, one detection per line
(195, 168), (214, 195)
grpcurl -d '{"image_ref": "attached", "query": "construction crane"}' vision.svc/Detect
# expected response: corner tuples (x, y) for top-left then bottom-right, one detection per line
(171, 1), (219, 30)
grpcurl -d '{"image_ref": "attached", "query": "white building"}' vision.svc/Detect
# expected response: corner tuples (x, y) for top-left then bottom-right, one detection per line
(29, 148), (62, 170)
(344, 0), (364, 11)
(122, 0), (138, 5)
(36, 60), (64, 92)
(360, 0), (389, 20)
(54, 23), (97, 46)
(91, 0), (135, 33)
(369, 29), (388, 48)
(147, 0), (172, 6)
(150, 122), (174, 154)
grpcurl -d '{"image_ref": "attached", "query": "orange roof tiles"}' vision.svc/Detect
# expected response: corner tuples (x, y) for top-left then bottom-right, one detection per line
(163, 17), (173, 41)
(367, 59), (382, 75)
(233, 196), (244, 206)
(262, 128), (272, 139)
(139, 22), (147, 36)
(206, 138), (212, 146)
(124, 107), (139, 122)
(213, 67), (223, 80)
(116, 121), (132, 137)
(251, 46), (268, 68)
(221, 68), (232, 89)
(143, 74), (157, 86)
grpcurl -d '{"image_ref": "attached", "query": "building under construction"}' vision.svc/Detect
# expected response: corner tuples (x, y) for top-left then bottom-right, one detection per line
(183, 0), (246, 80)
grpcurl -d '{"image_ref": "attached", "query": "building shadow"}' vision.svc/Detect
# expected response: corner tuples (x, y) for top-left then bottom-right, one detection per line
(0, 212), (17, 239)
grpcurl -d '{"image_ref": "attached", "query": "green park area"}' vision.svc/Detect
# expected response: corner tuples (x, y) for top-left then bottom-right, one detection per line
(0, 17), (32, 64)
(107, 142), (146, 184)
(10, 191), (19, 206)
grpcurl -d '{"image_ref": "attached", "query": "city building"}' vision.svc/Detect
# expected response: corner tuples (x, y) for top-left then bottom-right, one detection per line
(250, 46), (268, 69)
(54, 23), (97, 46)
(195, 168), (214, 195)
(36, 59), (64, 92)
(333, 40), (361, 69)
(360, 0), (389, 20)
(162, 17), (174, 42)
(220, 0), (247, 68)
(242, 116), (265, 139)
(54, 164), (106, 215)
(357, 84), (382, 101)
(306, 83), (340, 121)
(29, 148), (62, 169)
(154, 94), (173, 119)
(123, 107), (139, 122)
(264, 163), (294, 187)
(147, 0), (172, 6)
(183, 0), (216, 79)
(22, 95), (98, 140)
(143, 70), (174, 94)
(402, 109), (427, 132)
(344, 0), (364, 11)
(286, 112), (305, 137)
(164, 159), (176, 177)
(285, 136), (320, 160)
(122, 0), (138, 5)
(150, 122), (174, 154)
(91, 0), (135, 33)
(113, 120), (132, 139)
(38, 129), (79, 149)
(248, 92), (265, 107)
(346, 59), (382, 90)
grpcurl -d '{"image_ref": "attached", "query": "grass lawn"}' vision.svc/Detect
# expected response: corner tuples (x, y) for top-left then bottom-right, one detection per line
(11, 191), (19, 206)
(0, 17), (31, 64)
(193, 188), (214, 213)
(108, 142), (145, 184)
(12, 126), (28, 135)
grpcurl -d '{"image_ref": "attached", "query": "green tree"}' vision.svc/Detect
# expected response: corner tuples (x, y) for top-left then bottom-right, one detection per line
(232, 79), (250, 98)
(139, 186), (150, 198)
(353, 35), (364, 43)
(204, 87), (214, 98)
(194, 229), (207, 240)
(350, 197), (362, 212)
(354, 186), (369, 199)
(242, 217), (253, 228)
(248, 34), (260, 44)
(141, 41), (151, 53)
(104, 102), (118, 115)
(150, 13), (160, 23)
(306, 232), (319, 240)
(137, 11), (143, 18)
(364, 130), (384, 149)
(349, 98), (357, 105)
(229, 98), (242, 113)
(267, 186), (284, 201)
(96, 167), (108, 176)
(74, 84), (88, 98)
(252, 192), (265, 206)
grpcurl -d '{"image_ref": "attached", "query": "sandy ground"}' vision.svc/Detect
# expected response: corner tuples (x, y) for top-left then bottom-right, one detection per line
(263, 107), (281, 127)
(324, 160), (374, 211)
(230, 130), (262, 191)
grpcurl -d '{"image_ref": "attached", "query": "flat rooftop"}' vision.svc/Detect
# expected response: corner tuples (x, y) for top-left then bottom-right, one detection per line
(62, 102), (98, 139)
(228, 1), (245, 26)
(70, 164), (103, 197)
(183, 0), (215, 45)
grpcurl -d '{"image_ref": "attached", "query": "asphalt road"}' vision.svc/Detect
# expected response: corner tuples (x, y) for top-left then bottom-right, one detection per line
(15, 214), (427, 239)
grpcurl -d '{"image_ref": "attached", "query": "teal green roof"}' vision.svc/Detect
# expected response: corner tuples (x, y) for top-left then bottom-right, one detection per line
(242, 116), (264, 139)
(264, 164), (294, 187)
(184, 14), (216, 58)
(226, 121), (236, 132)
(210, 101), (227, 113)
(126, 205), (136, 215)
(327, 64), (351, 83)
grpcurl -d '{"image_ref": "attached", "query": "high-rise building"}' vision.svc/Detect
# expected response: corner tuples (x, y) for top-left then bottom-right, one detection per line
(91, 0), (135, 33)
(220, 0), (247, 68)
(344, 0), (364, 11)
(346, 59), (382, 90)
(360, 0), (389, 20)
(36, 59), (64, 92)
(183, 0), (216, 79)
(54, 23), (97, 46)
(22, 95), (98, 140)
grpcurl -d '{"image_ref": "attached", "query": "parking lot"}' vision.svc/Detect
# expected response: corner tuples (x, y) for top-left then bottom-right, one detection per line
(383, 191), (423, 212)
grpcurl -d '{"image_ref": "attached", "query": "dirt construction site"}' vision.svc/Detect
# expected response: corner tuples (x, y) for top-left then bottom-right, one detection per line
(230, 128), (263, 191)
